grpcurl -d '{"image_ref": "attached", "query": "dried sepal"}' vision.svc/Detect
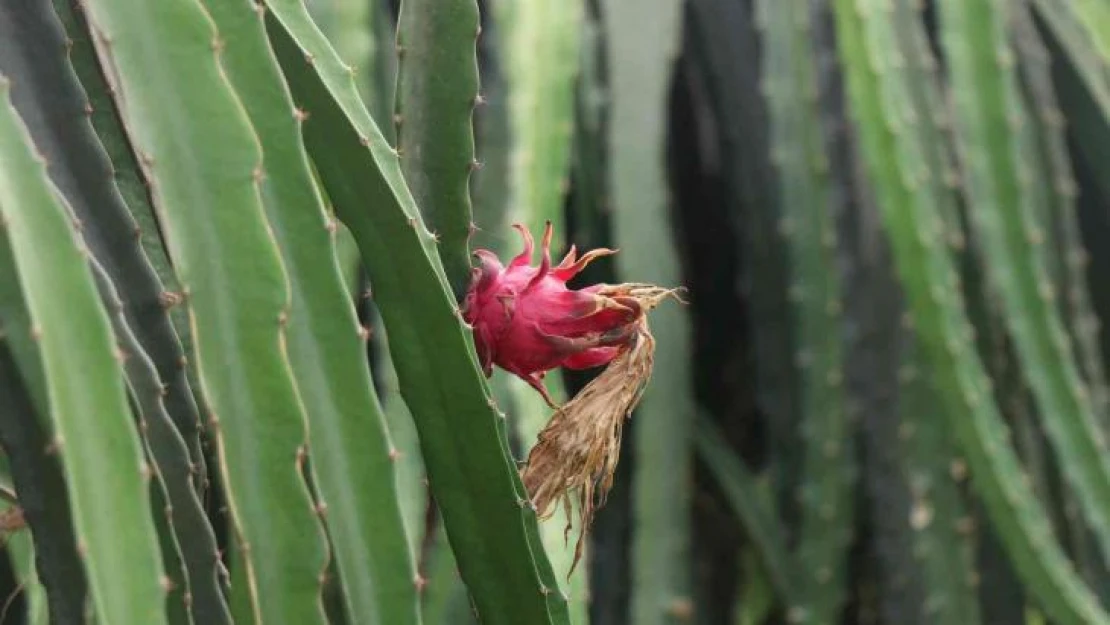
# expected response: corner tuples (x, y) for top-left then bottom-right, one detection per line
(521, 284), (683, 575)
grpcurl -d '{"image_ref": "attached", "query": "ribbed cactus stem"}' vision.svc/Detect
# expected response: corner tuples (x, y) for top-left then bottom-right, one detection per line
(833, 0), (1110, 621)
(6, 531), (48, 625)
(938, 0), (1110, 574)
(758, 1), (854, 620)
(0, 324), (86, 622)
(486, 0), (588, 613)
(395, 0), (481, 298)
(1073, 0), (1110, 62)
(1029, 0), (1110, 169)
(263, 1), (573, 621)
(1012, 0), (1110, 599)
(75, 0), (339, 619)
(38, 0), (209, 497)
(897, 330), (982, 624)
(494, 0), (584, 237)
(0, 78), (168, 624)
(89, 258), (230, 624)
(602, 0), (694, 622)
(200, 0), (422, 621)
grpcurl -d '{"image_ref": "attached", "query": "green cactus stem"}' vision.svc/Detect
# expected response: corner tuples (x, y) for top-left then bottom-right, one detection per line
(263, 2), (572, 622)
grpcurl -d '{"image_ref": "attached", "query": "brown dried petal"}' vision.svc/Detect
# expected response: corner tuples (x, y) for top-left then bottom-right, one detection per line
(520, 284), (683, 576)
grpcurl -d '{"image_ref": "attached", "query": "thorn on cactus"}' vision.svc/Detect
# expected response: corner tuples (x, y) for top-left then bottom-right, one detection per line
(461, 222), (685, 575)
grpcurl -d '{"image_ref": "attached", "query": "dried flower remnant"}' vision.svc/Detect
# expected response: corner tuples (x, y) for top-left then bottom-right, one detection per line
(523, 285), (680, 574)
(462, 223), (684, 574)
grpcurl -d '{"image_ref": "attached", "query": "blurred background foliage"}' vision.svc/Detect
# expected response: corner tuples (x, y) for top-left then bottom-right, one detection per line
(323, 0), (1110, 622)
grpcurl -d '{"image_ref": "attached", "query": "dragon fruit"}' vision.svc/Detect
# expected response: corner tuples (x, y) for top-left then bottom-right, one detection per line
(462, 221), (649, 406)
(462, 222), (683, 575)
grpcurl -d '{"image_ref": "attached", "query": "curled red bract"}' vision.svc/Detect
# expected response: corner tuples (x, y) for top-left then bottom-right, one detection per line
(462, 222), (645, 406)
